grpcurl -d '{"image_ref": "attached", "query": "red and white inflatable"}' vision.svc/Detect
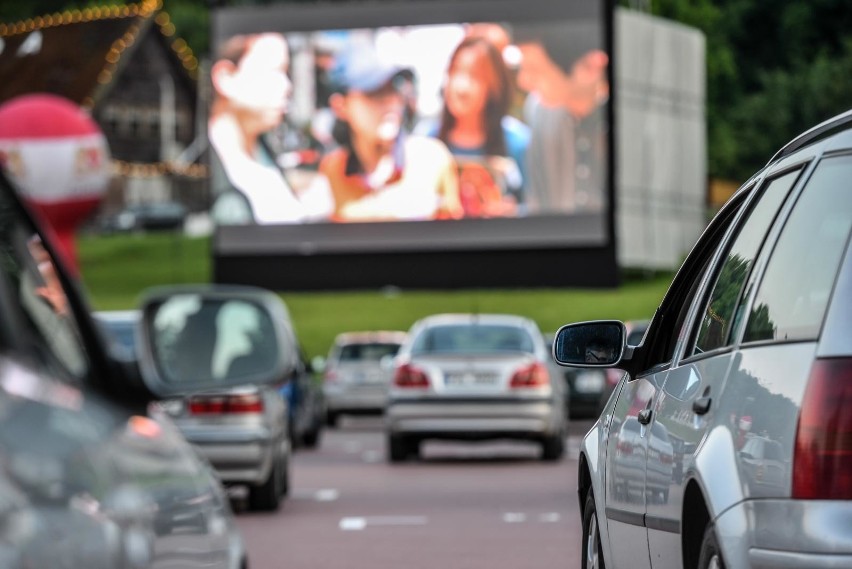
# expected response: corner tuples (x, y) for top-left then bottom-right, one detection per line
(0, 94), (111, 275)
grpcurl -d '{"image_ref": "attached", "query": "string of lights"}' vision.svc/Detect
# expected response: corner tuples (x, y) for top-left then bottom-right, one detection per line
(1, 1), (206, 180)
(113, 159), (208, 179)
(0, 0), (199, 103)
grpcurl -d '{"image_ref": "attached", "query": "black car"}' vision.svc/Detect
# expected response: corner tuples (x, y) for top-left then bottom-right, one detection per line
(99, 201), (187, 233)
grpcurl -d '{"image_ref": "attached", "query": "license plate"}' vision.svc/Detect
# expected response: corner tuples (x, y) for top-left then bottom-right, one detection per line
(445, 372), (497, 386)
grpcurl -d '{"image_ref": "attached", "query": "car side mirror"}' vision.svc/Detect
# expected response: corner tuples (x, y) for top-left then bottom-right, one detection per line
(136, 285), (297, 398)
(553, 320), (628, 367)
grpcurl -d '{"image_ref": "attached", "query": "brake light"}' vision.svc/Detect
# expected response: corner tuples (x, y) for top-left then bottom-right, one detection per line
(189, 394), (264, 415)
(510, 362), (549, 388)
(393, 364), (429, 388)
(324, 369), (338, 382)
(792, 357), (852, 499)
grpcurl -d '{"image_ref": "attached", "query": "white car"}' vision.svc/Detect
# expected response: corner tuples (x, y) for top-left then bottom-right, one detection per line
(386, 313), (566, 462)
(321, 331), (407, 426)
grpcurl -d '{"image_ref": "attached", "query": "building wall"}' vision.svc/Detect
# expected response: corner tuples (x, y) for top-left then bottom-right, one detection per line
(96, 29), (196, 164)
(615, 8), (707, 270)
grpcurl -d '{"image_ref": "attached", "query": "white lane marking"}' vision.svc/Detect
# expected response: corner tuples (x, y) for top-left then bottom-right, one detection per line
(539, 512), (561, 523)
(339, 516), (428, 531)
(340, 518), (367, 531)
(502, 512), (527, 523)
(315, 489), (340, 502)
(289, 488), (340, 502)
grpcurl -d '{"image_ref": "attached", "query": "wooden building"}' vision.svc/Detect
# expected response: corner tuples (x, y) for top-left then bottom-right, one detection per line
(0, 0), (208, 217)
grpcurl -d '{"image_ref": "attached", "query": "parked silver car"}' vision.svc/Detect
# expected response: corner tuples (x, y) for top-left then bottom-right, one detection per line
(139, 285), (295, 512)
(95, 302), (292, 512)
(0, 167), (299, 568)
(387, 314), (566, 462)
(321, 331), (407, 426)
(555, 110), (852, 568)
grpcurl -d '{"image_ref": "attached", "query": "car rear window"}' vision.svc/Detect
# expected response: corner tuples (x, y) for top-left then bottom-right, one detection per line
(411, 324), (534, 355)
(337, 342), (401, 362)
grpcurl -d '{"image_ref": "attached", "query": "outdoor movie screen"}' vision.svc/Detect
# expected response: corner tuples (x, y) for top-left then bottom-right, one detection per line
(210, 0), (611, 255)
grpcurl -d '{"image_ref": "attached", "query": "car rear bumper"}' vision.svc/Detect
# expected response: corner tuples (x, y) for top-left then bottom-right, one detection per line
(181, 427), (283, 486)
(324, 387), (387, 413)
(716, 499), (852, 568)
(386, 397), (560, 438)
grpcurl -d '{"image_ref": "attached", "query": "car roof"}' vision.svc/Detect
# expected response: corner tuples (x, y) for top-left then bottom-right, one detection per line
(414, 313), (536, 328)
(768, 108), (852, 164)
(334, 331), (409, 345)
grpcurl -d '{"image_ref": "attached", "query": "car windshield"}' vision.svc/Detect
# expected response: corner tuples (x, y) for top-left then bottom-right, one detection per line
(337, 342), (401, 362)
(411, 324), (534, 355)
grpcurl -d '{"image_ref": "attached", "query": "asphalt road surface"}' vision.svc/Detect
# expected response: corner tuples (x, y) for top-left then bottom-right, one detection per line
(233, 418), (594, 569)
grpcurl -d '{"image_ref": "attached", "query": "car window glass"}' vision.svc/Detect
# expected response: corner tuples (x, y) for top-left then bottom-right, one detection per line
(151, 296), (279, 382)
(0, 192), (90, 382)
(411, 324), (534, 355)
(689, 170), (799, 356)
(744, 156), (852, 343)
(338, 342), (401, 362)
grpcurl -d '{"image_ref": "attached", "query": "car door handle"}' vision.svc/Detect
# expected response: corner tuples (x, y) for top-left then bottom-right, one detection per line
(693, 396), (712, 415)
(637, 409), (652, 425)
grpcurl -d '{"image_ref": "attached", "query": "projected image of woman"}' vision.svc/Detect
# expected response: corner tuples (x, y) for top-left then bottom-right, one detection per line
(317, 45), (463, 222)
(208, 33), (331, 224)
(433, 35), (530, 217)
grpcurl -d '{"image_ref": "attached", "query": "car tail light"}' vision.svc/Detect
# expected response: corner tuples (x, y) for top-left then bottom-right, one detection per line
(189, 394), (264, 415)
(510, 362), (549, 388)
(393, 364), (429, 388)
(324, 369), (338, 382)
(792, 357), (852, 499)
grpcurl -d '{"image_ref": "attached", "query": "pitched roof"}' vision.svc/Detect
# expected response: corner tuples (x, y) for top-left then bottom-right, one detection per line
(0, 0), (198, 110)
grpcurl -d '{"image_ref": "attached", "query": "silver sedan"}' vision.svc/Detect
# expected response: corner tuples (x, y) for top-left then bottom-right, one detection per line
(386, 314), (566, 462)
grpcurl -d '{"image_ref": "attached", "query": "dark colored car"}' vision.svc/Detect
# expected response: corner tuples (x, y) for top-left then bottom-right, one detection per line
(99, 201), (187, 233)
(595, 319), (649, 415)
(0, 164), (301, 567)
(555, 110), (852, 569)
(281, 349), (325, 449)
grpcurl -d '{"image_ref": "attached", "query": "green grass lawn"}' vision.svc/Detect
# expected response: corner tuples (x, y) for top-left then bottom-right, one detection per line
(78, 233), (672, 359)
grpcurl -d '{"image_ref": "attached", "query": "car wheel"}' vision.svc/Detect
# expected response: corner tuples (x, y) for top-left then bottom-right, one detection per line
(248, 456), (282, 512)
(279, 455), (290, 498)
(301, 424), (321, 448)
(698, 523), (726, 569)
(387, 434), (410, 463)
(582, 490), (605, 569)
(326, 411), (340, 428)
(541, 433), (564, 461)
